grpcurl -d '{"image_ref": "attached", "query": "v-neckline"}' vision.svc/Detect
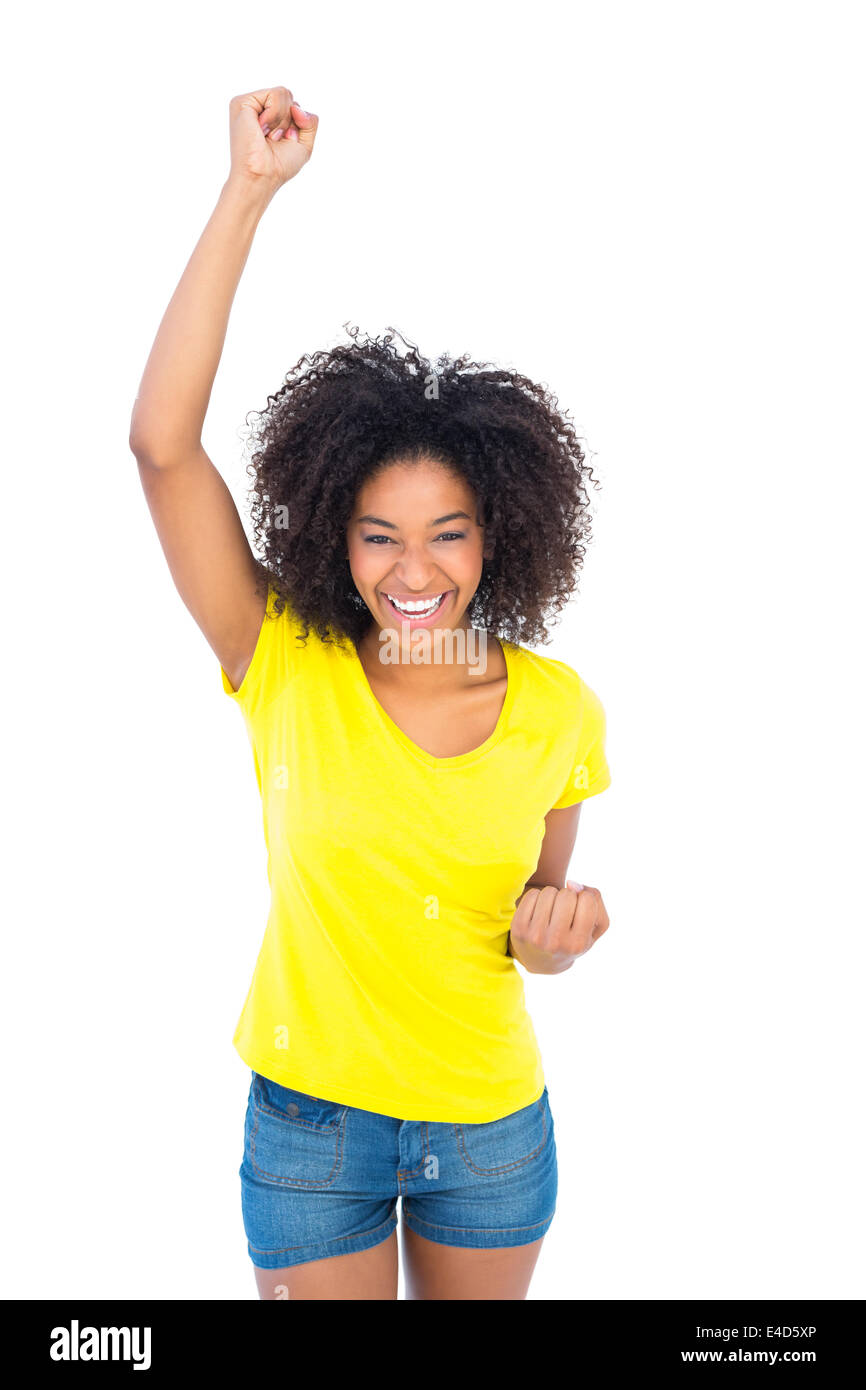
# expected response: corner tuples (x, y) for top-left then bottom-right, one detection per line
(348, 631), (521, 768)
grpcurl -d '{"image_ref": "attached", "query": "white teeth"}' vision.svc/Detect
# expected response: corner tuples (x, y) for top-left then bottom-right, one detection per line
(385, 592), (445, 615)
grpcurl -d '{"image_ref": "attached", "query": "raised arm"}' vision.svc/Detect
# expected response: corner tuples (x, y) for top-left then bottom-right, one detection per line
(129, 86), (319, 691)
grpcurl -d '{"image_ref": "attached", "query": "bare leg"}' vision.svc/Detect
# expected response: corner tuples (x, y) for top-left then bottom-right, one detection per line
(253, 1230), (399, 1300)
(400, 1224), (545, 1300)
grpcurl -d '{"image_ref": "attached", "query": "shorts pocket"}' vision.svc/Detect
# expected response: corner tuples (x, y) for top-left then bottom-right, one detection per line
(453, 1088), (549, 1176)
(248, 1071), (348, 1188)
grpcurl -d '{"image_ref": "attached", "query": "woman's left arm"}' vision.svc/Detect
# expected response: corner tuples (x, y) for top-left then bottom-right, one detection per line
(507, 803), (610, 974)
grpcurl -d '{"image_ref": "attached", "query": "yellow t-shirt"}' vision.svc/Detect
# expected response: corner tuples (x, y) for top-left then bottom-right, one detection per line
(221, 586), (611, 1122)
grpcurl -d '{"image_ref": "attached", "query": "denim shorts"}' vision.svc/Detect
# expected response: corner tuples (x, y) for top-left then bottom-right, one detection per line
(239, 1070), (558, 1269)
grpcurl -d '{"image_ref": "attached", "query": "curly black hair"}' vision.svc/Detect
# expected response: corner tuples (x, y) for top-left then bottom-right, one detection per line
(242, 324), (600, 651)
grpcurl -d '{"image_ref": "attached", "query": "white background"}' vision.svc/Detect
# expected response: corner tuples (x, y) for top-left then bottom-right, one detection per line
(2, 0), (863, 1300)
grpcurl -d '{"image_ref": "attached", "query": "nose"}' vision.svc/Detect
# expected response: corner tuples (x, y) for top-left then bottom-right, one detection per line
(390, 549), (444, 590)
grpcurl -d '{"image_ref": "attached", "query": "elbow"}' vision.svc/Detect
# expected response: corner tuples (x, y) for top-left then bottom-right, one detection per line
(128, 414), (159, 465)
(129, 436), (167, 470)
(128, 427), (196, 470)
(129, 409), (166, 463)
(128, 429), (148, 462)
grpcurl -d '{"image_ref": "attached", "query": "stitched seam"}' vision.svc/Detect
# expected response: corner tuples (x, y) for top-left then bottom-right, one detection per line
(397, 1121), (431, 1181)
(402, 1202), (554, 1236)
(247, 1210), (398, 1256)
(451, 1098), (548, 1176)
(249, 1102), (348, 1188)
(253, 1075), (347, 1133)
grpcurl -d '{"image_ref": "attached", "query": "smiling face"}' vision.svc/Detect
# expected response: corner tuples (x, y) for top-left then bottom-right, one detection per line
(347, 458), (492, 640)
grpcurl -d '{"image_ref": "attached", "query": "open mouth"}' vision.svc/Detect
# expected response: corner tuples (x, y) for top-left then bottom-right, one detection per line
(380, 590), (451, 624)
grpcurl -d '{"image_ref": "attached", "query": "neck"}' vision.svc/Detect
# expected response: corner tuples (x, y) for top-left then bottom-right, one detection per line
(358, 619), (497, 687)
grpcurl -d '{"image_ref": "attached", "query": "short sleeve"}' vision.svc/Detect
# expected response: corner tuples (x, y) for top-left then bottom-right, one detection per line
(550, 677), (612, 809)
(220, 584), (302, 721)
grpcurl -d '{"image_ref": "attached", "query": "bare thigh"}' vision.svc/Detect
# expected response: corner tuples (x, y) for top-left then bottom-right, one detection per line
(400, 1224), (545, 1300)
(253, 1230), (399, 1300)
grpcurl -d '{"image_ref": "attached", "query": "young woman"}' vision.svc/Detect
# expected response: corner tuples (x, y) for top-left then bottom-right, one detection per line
(130, 85), (612, 1301)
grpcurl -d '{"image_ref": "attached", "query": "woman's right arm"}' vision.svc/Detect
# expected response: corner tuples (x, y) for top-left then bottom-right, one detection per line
(129, 87), (318, 691)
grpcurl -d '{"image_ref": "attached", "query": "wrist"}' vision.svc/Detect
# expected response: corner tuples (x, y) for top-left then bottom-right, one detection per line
(220, 173), (278, 217)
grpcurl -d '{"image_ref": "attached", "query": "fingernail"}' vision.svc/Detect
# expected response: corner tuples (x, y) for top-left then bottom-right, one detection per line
(293, 100), (308, 116)
(272, 129), (284, 141)
(567, 880), (584, 893)
(261, 123), (270, 135)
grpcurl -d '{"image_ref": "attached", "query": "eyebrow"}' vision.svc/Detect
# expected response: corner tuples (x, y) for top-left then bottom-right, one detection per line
(355, 511), (472, 530)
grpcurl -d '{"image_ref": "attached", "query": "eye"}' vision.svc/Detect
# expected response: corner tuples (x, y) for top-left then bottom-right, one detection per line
(362, 532), (466, 544)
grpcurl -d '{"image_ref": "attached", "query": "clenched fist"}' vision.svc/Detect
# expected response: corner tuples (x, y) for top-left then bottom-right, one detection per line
(228, 86), (319, 193)
(508, 880), (610, 974)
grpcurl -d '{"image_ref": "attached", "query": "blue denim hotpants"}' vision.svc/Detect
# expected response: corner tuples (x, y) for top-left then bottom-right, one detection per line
(239, 1070), (558, 1269)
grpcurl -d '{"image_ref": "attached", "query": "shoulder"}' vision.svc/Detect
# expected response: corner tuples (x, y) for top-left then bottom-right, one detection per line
(223, 582), (337, 712)
(262, 584), (335, 652)
(506, 639), (591, 701)
(506, 639), (607, 733)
